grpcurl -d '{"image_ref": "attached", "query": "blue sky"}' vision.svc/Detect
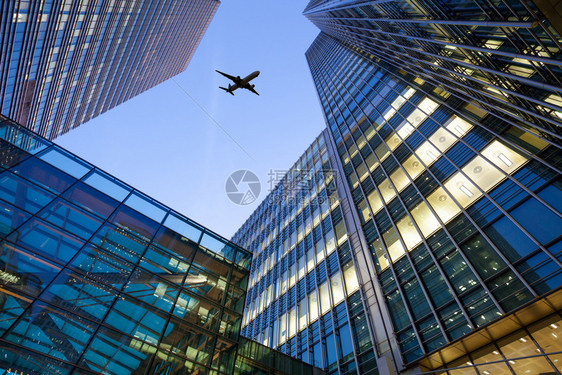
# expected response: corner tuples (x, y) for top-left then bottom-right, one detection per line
(57, 1), (324, 239)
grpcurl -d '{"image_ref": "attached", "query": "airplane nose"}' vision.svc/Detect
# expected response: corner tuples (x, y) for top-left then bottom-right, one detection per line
(256, 71), (260, 76)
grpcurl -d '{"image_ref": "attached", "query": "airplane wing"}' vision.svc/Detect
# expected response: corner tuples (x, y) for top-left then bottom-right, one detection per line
(243, 84), (260, 96)
(216, 70), (238, 82)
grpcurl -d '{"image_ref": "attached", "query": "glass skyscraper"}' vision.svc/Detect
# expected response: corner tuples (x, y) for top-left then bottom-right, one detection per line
(234, 8), (562, 375)
(303, 0), (562, 143)
(233, 132), (383, 375)
(0, 114), (323, 375)
(306, 30), (561, 373)
(0, 0), (219, 139)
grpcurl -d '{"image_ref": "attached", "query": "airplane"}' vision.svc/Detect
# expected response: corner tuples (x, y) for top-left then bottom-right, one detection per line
(216, 70), (260, 96)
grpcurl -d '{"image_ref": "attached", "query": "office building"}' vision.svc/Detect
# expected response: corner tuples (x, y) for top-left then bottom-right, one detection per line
(0, 0), (219, 139)
(0, 114), (322, 375)
(305, 31), (562, 373)
(303, 0), (562, 144)
(233, 132), (385, 375)
(234, 28), (562, 374)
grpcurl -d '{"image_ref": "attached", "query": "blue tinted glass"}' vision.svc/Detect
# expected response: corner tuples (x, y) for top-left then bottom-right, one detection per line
(486, 216), (538, 262)
(152, 226), (196, 262)
(79, 326), (153, 374)
(511, 197), (562, 245)
(313, 342), (323, 368)
(12, 218), (85, 264)
(0, 243), (60, 297)
(0, 119), (50, 154)
(325, 334), (338, 367)
(109, 205), (159, 241)
(538, 183), (562, 213)
(83, 169), (131, 201)
(41, 270), (118, 322)
(39, 199), (104, 239)
(200, 233), (235, 261)
(0, 199), (30, 235)
(0, 345), (72, 374)
(11, 156), (75, 193)
(5, 302), (96, 363)
(338, 324), (354, 361)
(69, 244), (134, 290)
(0, 138), (30, 168)
(62, 181), (119, 218)
(123, 268), (178, 313)
(163, 212), (202, 243)
(91, 223), (148, 264)
(37, 146), (92, 179)
(0, 171), (56, 213)
(124, 192), (168, 223)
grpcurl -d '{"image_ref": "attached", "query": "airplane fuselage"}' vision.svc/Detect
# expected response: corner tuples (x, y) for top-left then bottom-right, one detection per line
(228, 71), (259, 93)
(217, 70), (261, 95)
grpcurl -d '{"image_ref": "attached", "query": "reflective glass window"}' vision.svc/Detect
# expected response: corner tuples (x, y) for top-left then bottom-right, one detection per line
(11, 156), (75, 193)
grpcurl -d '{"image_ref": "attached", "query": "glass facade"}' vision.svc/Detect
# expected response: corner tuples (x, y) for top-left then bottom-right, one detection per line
(0, 0), (219, 139)
(303, 31), (562, 373)
(0, 114), (256, 374)
(232, 132), (380, 375)
(303, 0), (562, 144)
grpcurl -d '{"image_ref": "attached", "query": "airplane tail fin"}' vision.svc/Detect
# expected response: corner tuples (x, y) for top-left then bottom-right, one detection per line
(219, 86), (234, 96)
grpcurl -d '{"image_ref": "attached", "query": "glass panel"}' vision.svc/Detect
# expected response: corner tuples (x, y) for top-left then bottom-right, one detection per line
(94, 219), (149, 263)
(320, 281), (331, 314)
(309, 289), (319, 322)
(0, 138), (30, 168)
(0, 341), (72, 374)
(152, 226), (197, 263)
(192, 248), (231, 280)
(403, 153), (425, 180)
(12, 218), (84, 264)
(0, 199), (30, 235)
(485, 216), (537, 262)
(83, 169), (131, 201)
(331, 271), (345, 305)
(109, 205), (159, 241)
(5, 302), (96, 363)
(105, 298), (168, 341)
(343, 262), (360, 294)
(11, 156), (75, 193)
(173, 291), (221, 333)
(200, 233), (236, 261)
(378, 178), (396, 203)
(80, 326), (154, 374)
(0, 171), (56, 214)
(62, 181), (118, 218)
(139, 244), (189, 281)
(69, 244), (134, 290)
(410, 201), (441, 237)
(37, 146), (92, 179)
(163, 212), (202, 244)
(396, 216), (423, 250)
(511, 197), (562, 245)
(39, 198), (104, 239)
(427, 187), (462, 224)
(124, 191), (168, 223)
(41, 269), (118, 322)
(124, 268), (178, 313)
(187, 260), (227, 302)
(0, 242), (60, 297)
(161, 317), (214, 366)
(462, 234), (507, 279)
(0, 118), (50, 154)
(382, 227), (406, 262)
